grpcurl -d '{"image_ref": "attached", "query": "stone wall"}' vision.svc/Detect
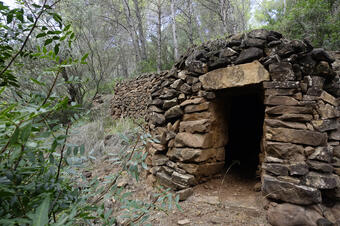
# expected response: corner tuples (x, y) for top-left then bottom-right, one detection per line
(146, 29), (340, 224)
(111, 72), (166, 119)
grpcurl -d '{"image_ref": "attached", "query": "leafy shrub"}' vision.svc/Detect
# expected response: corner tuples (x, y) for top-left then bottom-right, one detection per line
(0, 1), (179, 225)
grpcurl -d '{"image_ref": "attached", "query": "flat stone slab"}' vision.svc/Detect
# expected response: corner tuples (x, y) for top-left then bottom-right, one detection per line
(265, 127), (327, 146)
(199, 60), (269, 90)
(262, 175), (321, 205)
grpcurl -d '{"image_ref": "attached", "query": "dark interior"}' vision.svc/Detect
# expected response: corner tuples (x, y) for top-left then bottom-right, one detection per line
(218, 84), (265, 179)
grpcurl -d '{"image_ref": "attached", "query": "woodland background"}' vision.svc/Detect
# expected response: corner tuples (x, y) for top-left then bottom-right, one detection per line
(4, 0), (340, 107)
(0, 0), (339, 225)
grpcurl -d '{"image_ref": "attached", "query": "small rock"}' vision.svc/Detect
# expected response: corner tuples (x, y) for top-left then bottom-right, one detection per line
(316, 218), (334, 226)
(165, 105), (183, 119)
(234, 47), (263, 64)
(117, 179), (128, 187)
(205, 196), (220, 205)
(178, 219), (191, 225)
(254, 182), (262, 192)
(163, 98), (178, 109)
(311, 48), (335, 63)
(176, 188), (194, 201)
(178, 71), (188, 80)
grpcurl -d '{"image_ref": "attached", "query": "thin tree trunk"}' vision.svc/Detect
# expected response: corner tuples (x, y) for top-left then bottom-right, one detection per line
(283, 0), (287, 14)
(133, 0), (147, 61)
(171, 0), (179, 60)
(220, 0), (227, 34)
(192, 1), (204, 43)
(119, 45), (129, 78)
(122, 0), (141, 63)
(61, 67), (79, 103)
(188, 0), (194, 45)
(157, 0), (162, 73)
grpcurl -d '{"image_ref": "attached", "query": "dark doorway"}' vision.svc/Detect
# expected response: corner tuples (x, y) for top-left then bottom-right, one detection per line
(218, 84), (265, 179)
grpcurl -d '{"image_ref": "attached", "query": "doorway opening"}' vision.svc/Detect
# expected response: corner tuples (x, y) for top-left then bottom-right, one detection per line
(224, 84), (265, 179)
(200, 84), (265, 207)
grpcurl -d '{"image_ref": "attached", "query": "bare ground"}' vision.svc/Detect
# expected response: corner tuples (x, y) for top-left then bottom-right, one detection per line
(88, 153), (269, 226)
(147, 169), (269, 226)
(69, 109), (269, 225)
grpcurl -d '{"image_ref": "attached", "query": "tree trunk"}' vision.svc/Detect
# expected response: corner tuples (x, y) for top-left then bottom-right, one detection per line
(171, 0), (179, 60)
(220, 0), (227, 34)
(133, 0), (147, 61)
(194, 3), (204, 43)
(122, 0), (141, 63)
(157, 0), (162, 73)
(119, 46), (129, 78)
(283, 0), (287, 15)
(188, 0), (194, 45)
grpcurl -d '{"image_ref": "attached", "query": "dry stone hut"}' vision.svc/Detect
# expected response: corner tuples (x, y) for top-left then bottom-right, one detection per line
(143, 29), (340, 224)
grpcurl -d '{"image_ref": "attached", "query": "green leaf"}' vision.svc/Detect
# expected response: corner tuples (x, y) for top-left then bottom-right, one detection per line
(6, 13), (13, 24)
(9, 127), (19, 145)
(20, 122), (32, 143)
(49, 154), (55, 164)
(60, 35), (67, 41)
(66, 147), (72, 156)
(0, 86), (5, 95)
(36, 33), (47, 38)
(44, 39), (53, 46)
(30, 78), (45, 86)
(54, 44), (60, 55)
(27, 14), (34, 22)
(16, 9), (24, 23)
(52, 13), (62, 27)
(80, 144), (85, 155)
(63, 24), (71, 31)
(32, 3), (41, 8)
(81, 53), (89, 62)
(70, 33), (75, 40)
(32, 197), (50, 226)
(73, 146), (78, 155)
(141, 162), (148, 170)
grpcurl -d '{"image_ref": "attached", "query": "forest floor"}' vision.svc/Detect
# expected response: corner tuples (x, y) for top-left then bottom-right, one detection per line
(147, 171), (270, 226)
(71, 95), (269, 225)
(87, 152), (269, 226)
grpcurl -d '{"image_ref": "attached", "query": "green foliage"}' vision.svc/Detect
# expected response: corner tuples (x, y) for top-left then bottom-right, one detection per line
(0, 1), (179, 224)
(255, 0), (340, 50)
(137, 59), (158, 74)
(98, 77), (125, 95)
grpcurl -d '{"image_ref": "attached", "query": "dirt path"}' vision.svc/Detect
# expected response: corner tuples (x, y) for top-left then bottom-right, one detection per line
(147, 169), (269, 226)
(79, 133), (270, 226)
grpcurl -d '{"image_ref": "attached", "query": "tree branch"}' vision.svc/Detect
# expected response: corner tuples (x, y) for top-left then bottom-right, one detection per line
(0, 0), (49, 77)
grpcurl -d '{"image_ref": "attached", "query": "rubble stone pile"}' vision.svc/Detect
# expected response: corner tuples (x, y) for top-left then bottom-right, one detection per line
(144, 29), (340, 225)
(110, 72), (166, 119)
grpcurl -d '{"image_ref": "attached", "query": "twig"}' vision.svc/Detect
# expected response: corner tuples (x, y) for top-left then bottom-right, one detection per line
(41, 69), (61, 106)
(218, 160), (240, 202)
(130, 195), (160, 224)
(0, 120), (24, 155)
(55, 122), (71, 182)
(91, 135), (141, 205)
(0, 0), (48, 77)
(13, 144), (25, 170)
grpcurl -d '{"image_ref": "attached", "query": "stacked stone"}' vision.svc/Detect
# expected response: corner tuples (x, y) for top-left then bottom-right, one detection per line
(111, 72), (165, 119)
(146, 29), (340, 224)
(147, 74), (228, 190)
